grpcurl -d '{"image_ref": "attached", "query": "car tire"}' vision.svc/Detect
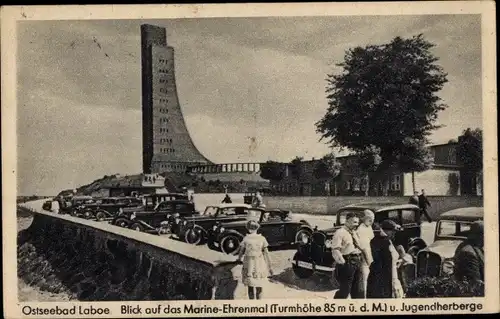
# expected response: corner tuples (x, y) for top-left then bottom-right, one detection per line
(83, 210), (94, 219)
(184, 227), (202, 245)
(114, 218), (130, 228)
(131, 223), (144, 232)
(220, 234), (242, 255)
(95, 211), (106, 221)
(294, 228), (312, 245)
(292, 251), (314, 279)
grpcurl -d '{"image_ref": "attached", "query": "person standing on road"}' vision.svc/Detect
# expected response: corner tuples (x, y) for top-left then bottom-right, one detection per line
(330, 212), (365, 299)
(222, 194), (232, 204)
(237, 220), (273, 300)
(453, 220), (484, 295)
(357, 210), (375, 298)
(252, 191), (266, 208)
(366, 220), (405, 299)
(409, 191), (419, 205)
(418, 189), (432, 223)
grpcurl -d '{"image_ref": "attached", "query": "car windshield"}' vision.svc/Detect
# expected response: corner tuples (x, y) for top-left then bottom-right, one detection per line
(204, 206), (218, 216)
(436, 220), (474, 239)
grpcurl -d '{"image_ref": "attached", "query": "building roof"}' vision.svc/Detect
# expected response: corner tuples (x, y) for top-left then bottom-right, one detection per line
(438, 207), (484, 221)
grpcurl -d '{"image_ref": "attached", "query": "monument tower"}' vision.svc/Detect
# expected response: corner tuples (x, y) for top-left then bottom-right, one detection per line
(141, 24), (212, 174)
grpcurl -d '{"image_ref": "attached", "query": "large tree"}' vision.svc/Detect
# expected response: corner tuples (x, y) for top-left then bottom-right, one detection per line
(313, 153), (342, 195)
(457, 128), (483, 195)
(259, 160), (285, 182)
(316, 34), (448, 194)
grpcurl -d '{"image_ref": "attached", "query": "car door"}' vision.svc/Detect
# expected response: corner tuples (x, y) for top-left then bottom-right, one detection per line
(259, 212), (286, 245)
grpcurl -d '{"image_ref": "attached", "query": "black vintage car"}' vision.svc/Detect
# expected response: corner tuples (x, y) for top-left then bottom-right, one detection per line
(172, 204), (253, 244)
(291, 203), (424, 279)
(140, 193), (189, 210)
(208, 208), (313, 255)
(42, 200), (53, 212)
(56, 196), (95, 215)
(111, 199), (198, 235)
(83, 197), (144, 221)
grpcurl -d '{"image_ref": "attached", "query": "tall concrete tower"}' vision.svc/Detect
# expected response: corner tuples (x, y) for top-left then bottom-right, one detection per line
(141, 24), (212, 174)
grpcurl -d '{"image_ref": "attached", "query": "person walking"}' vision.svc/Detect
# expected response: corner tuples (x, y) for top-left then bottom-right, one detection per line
(366, 220), (405, 299)
(409, 191), (419, 205)
(237, 220), (273, 300)
(418, 189), (432, 223)
(357, 210), (375, 298)
(453, 220), (484, 294)
(330, 212), (365, 299)
(222, 194), (232, 204)
(252, 191), (266, 208)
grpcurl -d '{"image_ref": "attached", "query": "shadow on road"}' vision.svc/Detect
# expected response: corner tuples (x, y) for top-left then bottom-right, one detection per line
(269, 267), (334, 293)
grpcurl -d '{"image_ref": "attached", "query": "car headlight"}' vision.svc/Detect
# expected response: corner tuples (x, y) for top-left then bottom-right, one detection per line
(441, 258), (455, 275)
(325, 239), (333, 248)
(175, 218), (180, 224)
(166, 214), (171, 219)
(212, 225), (218, 231)
(130, 212), (136, 220)
(300, 233), (309, 245)
(182, 220), (187, 226)
(219, 227), (225, 233)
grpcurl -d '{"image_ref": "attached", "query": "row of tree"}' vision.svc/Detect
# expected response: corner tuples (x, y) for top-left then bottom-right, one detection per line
(260, 34), (482, 195)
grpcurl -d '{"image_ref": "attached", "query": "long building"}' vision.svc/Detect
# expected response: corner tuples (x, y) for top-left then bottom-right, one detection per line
(141, 24), (212, 174)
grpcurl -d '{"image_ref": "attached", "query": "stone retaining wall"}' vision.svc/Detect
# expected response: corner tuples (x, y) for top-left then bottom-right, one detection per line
(264, 196), (483, 219)
(17, 210), (242, 301)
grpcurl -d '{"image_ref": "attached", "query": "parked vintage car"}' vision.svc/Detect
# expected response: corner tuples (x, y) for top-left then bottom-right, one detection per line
(80, 197), (144, 221)
(172, 203), (253, 243)
(290, 203), (424, 279)
(42, 200), (53, 212)
(111, 199), (198, 235)
(415, 207), (483, 279)
(56, 195), (95, 215)
(140, 193), (189, 210)
(207, 208), (312, 255)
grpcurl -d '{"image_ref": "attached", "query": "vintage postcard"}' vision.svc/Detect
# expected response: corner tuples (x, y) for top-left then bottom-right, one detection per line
(2, 2), (498, 318)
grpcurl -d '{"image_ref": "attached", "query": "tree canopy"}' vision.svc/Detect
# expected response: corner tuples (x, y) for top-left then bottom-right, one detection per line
(259, 160), (285, 181)
(316, 34), (448, 172)
(457, 128), (483, 171)
(313, 153), (342, 180)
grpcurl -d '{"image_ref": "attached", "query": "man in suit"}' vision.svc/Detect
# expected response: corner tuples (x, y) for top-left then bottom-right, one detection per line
(453, 221), (484, 295)
(409, 191), (419, 205)
(418, 189), (432, 223)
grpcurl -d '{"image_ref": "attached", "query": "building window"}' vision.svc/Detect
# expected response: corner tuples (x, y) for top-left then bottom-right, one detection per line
(345, 180), (351, 190)
(449, 148), (457, 164)
(390, 175), (401, 191)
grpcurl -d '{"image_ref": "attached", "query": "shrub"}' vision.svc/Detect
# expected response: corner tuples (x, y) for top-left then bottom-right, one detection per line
(406, 276), (484, 298)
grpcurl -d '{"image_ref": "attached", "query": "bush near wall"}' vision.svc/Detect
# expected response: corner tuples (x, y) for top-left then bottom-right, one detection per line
(405, 276), (484, 297)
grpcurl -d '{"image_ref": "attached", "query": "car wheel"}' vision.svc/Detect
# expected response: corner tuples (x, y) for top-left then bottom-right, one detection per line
(95, 211), (106, 221)
(292, 251), (314, 279)
(83, 210), (93, 219)
(294, 228), (312, 245)
(184, 227), (202, 245)
(220, 235), (241, 255)
(131, 223), (144, 232)
(114, 218), (129, 228)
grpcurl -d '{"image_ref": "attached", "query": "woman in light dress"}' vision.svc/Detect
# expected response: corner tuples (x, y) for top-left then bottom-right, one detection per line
(236, 220), (273, 299)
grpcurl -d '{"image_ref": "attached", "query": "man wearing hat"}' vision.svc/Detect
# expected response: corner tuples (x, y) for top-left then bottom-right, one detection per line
(330, 212), (365, 299)
(453, 220), (484, 290)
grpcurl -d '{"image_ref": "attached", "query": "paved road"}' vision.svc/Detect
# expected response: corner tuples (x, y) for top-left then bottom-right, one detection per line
(19, 199), (436, 299)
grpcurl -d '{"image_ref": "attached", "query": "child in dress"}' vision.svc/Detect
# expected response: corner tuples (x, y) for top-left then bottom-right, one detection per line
(237, 220), (273, 300)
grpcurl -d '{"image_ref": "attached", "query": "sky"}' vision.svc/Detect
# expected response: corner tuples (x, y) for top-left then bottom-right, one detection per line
(17, 15), (482, 195)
